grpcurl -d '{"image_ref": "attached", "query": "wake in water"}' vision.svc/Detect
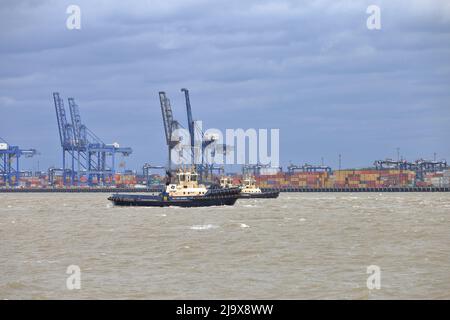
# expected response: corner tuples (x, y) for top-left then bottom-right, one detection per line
(190, 224), (219, 230)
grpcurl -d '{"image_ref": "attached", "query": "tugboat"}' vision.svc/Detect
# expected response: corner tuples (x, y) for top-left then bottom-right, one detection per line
(220, 176), (280, 199)
(108, 168), (241, 207)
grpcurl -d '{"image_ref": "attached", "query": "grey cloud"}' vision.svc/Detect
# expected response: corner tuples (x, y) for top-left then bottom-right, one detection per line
(1, 0), (449, 170)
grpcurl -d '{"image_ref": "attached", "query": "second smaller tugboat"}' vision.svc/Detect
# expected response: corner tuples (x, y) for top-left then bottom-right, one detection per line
(220, 176), (280, 199)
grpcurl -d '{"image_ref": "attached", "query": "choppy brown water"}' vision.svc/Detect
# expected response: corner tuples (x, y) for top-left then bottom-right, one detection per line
(1, 193), (450, 299)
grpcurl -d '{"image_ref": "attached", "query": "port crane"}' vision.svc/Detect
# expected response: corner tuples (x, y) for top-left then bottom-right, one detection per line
(53, 92), (132, 186)
(142, 163), (165, 185)
(287, 163), (332, 174)
(242, 163), (283, 176)
(374, 158), (448, 180)
(180, 88), (227, 181)
(158, 91), (182, 173)
(181, 88), (196, 165)
(0, 137), (37, 186)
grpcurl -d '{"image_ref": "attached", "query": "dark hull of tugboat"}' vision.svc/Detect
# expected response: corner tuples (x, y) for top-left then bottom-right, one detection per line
(239, 191), (280, 199)
(108, 188), (241, 208)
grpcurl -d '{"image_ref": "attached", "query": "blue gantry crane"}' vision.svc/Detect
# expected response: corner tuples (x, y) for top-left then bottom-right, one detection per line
(0, 137), (37, 186)
(374, 158), (448, 181)
(53, 92), (132, 186)
(287, 163), (332, 174)
(142, 163), (166, 185)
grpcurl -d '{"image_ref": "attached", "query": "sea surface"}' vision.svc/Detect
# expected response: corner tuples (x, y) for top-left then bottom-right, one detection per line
(1, 193), (450, 299)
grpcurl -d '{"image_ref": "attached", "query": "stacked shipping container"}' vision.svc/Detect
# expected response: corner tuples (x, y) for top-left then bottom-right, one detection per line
(253, 169), (416, 189)
(255, 172), (331, 189)
(424, 171), (450, 187)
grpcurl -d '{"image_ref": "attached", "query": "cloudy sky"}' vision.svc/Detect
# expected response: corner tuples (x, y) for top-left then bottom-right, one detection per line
(1, 0), (449, 172)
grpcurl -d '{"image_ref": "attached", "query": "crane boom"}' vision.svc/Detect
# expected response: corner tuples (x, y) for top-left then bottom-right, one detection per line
(181, 88), (195, 164)
(158, 91), (181, 171)
(68, 97), (84, 147)
(159, 91), (175, 146)
(53, 92), (73, 148)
